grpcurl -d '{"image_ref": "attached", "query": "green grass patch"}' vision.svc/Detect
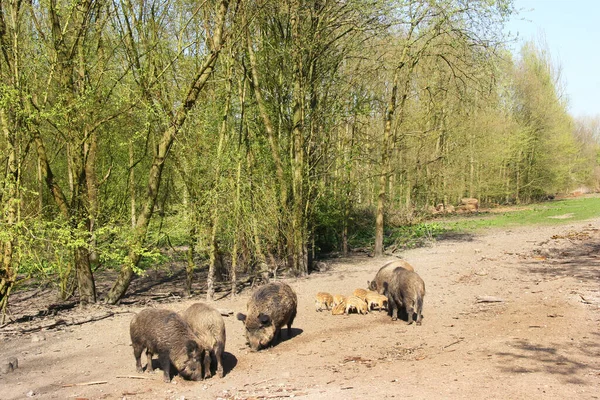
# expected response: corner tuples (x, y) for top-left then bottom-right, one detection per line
(441, 196), (600, 232)
(386, 196), (600, 248)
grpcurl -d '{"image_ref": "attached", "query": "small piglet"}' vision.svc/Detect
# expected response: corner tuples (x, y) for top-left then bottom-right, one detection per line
(237, 282), (297, 351)
(130, 308), (204, 382)
(181, 302), (226, 378)
(382, 267), (425, 325)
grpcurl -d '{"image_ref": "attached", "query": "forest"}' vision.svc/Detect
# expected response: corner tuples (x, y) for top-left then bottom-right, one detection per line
(1, 0), (599, 313)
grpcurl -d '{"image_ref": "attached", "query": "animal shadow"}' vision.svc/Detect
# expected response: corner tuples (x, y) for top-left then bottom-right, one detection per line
(148, 354), (238, 380)
(388, 307), (424, 324)
(273, 327), (304, 347)
(221, 352), (238, 376)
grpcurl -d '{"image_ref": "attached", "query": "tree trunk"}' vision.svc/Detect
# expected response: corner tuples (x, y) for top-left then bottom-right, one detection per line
(290, 0), (308, 274)
(104, 0), (230, 304)
(230, 159), (243, 298)
(74, 245), (96, 304)
(85, 131), (100, 273)
(129, 142), (136, 228)
(374, 34), (416, 256)
(375, 70), (398, 257)
(246, 19), (287, 207)
(0, 110), (19, 321)
(71, 145), (97, 304)
(207, 52), (233, 301)
(185, 225), (196, 296)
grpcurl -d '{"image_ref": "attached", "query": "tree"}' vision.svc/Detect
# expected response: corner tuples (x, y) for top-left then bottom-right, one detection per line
(509, 41), (578, 200)
(104, 0), (232, 304)
(374, 0), (514, 256)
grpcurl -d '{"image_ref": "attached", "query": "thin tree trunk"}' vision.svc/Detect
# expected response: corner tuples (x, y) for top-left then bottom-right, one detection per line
(185, 224), (196, 296)
(374, 36), (416, 256)
(207, 51), (233, 301)
(290, 0), (308, 274)
(375, 70), (398, 257)
(71, 146), (97, 304)
(230, 71), (247, 298)
(85, 131), (100, 273)
(246, 19), (286, 207)
(246, 17), (286, 274)
(0, 110), (19, 321)
(37, 157), (43, 215)
(129, 142), (136, 228)
(105, 0), (230, 304)
(230, 159), (243, 298)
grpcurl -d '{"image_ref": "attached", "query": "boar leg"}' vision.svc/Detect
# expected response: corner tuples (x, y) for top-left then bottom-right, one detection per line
(388, 295), (398, 320)
(203, 351), (212, 379)
(405, 304), (415, 325)
(146, 350), (154, 372)
(158, 353), (171, 383)
(386, 294), (394, 317)
(133, 345), (144, 373)
(416, 297), (423, 325)
(215, 348), (224, 378)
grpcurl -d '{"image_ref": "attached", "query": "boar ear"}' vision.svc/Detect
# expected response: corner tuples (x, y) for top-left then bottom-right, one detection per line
(258, 313), (271, 325)
(236, 313), (246, 322)
(382, 282), (389, 293)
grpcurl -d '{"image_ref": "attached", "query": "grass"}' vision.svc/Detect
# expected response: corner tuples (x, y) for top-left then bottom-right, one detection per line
(385, 196), (600, 249)
(439, 196), (600, 232)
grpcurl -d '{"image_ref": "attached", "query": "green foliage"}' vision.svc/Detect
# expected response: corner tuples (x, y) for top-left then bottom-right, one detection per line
(346, 208), (377, 250)
(312, 195), (344, 253)
(16, 219), (80, 298)
(2, 0), (599, 303)
(385, 222), (448, 250)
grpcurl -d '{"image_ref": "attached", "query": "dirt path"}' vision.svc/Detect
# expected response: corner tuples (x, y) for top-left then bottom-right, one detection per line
(1, 219), (599, 399)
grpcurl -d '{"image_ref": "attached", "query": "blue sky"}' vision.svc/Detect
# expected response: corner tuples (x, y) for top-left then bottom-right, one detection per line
(505, 0), (600, 118)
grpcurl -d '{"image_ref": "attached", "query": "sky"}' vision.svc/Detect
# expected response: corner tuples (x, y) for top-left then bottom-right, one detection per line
(505, 0), (600, 118)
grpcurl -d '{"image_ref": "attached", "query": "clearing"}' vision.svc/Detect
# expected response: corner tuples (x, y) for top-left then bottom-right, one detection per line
(1, 218), (599, 399)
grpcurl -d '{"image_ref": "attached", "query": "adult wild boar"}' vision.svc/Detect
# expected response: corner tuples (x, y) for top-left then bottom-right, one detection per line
(181, 302), (226, 378)
(382, 267), (425, 325)
(236, 282), (297, 351)
(130, 308), (205, 382)
(367, 259), (415, 294)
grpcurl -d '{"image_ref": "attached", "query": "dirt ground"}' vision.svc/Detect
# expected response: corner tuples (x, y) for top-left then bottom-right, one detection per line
(1, 217), (599, 400)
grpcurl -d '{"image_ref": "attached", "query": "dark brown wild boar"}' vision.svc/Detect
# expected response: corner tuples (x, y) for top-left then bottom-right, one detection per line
(181, 302), (226, 378)
(236, 282), (297, 351)
(130, 308), (205, 382)
(382, 267), (425, 325)
(367, 259), (415, 293)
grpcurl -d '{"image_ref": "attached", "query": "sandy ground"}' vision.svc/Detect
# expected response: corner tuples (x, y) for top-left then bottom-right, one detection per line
(1, 218), (599, 400)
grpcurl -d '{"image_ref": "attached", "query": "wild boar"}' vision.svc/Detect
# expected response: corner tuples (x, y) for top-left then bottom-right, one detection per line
(130, 308), (205, 382)
(181, 302), (226, 378)
(332, 294), (346, 307)
(331, 300), (346, 315)
(382, 268), (425, 325)
(236, 282), (297, 351)
(345, 295), (369, 315)
(365, 292), (388, 311)
(352, 288), (369, 300)
(367, 259), (415, 294)
(314, 292), (334, 311)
